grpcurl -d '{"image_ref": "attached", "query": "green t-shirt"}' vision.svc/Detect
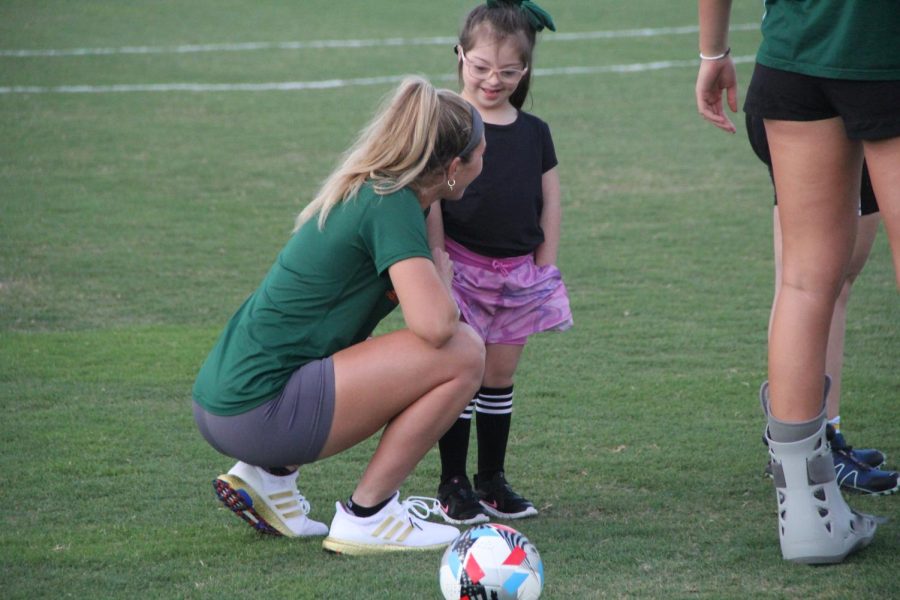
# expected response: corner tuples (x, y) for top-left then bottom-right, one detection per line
(193, 184), (431, 416)
(756, 0), (900, 80)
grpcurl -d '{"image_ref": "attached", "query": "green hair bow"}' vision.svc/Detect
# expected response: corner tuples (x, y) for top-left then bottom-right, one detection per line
(486, 0), (557, 32)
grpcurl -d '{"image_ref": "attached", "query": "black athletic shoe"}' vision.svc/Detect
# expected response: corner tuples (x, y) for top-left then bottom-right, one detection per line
(474, 471), (538, 520)
(437, 475), (490, 525)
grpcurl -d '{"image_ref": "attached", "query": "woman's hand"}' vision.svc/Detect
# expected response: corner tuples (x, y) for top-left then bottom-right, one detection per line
(696, 57), (738, 133)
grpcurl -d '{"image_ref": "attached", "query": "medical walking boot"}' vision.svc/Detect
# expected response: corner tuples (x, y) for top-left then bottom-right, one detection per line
(760, 381), (878, 564)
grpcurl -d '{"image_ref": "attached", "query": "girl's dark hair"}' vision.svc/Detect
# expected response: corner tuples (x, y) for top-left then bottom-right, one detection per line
(458, 4), (537, 109)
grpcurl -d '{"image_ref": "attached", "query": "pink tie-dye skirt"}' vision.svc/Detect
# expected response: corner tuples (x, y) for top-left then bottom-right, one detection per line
(446, 237), (573, 346)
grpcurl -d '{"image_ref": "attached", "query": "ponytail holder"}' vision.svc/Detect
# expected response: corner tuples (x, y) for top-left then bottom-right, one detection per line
(486, 0), (556, 32)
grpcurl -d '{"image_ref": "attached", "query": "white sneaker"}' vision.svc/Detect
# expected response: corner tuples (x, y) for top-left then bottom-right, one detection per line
(214, 461), (328, 537)
(322, 492), (460, 555)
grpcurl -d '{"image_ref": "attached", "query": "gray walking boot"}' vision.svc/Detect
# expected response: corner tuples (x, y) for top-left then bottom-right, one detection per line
(760, 380), (878, 564)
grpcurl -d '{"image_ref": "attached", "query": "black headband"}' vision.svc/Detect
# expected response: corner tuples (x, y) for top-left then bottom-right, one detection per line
(460, 103), (484, 158)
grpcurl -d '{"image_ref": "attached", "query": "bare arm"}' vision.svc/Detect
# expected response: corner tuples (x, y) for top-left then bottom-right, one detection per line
(696, 0), (738, 133)
(425, 203), (446, 251)
(534, 166), (561, 266)
(389, 256), (459, 348)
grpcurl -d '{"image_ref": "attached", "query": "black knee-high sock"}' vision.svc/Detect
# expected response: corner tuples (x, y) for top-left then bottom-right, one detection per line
(476, 385), (514, 478)
(439, 398), (475, 484)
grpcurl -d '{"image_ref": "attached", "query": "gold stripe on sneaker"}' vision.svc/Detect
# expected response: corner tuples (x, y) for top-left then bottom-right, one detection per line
(269, 490), (294, 501)
(383, 521), (405, 540)
(371, 516), (395, 537)
(394, 524), (415, 543)
(281, 509), (304, 519)
(368, 517), (415, 543)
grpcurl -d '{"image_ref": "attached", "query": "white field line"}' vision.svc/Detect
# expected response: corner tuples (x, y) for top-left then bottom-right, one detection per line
(0, 56), (756, 94)
(0, 23), (759, 58)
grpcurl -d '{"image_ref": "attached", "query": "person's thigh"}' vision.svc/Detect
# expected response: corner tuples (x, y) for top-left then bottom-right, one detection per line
(766, 117), (862, 291)
(320, 324), (484, 459)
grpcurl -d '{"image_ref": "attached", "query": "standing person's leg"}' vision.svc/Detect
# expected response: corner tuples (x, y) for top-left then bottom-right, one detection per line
(818, 211), (897, 494)
(477, 343), (525, 477)
(766, 117), (861, 421)
(770, 205), (880, 424)
(769, 206), (891, 482)
(435, 395), (487, 525)
(474, 343), (537, 519)
(436, 341), (528, 525)
(861, 136), (900, 289)
(762, 117), (877, 563)
(824, 211), (880, 419)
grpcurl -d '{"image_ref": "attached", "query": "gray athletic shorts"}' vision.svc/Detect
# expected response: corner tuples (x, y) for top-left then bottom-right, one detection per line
(193, 357), (336, 468)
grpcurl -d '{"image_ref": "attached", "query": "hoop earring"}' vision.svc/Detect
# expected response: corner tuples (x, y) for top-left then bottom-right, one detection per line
(447, 178), (456, 191)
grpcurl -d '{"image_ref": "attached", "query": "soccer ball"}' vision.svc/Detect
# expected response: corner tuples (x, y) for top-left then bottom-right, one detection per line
(439, 523), (543, 600)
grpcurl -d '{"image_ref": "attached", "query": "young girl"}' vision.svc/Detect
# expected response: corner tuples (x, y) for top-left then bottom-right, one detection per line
(427, 0), (572, 525)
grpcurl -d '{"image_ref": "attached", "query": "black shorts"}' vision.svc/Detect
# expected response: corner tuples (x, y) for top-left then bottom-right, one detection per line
(193, 357), (336, 467)
(744, 63), (900, 141)
(745, 113), (879, 216)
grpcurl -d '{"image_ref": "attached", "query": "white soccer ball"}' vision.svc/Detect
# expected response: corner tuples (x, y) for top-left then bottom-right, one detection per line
(439, 523), (543, 600)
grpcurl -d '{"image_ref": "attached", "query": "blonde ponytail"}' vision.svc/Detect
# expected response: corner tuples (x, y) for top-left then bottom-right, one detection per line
(295, 77), (475, 231)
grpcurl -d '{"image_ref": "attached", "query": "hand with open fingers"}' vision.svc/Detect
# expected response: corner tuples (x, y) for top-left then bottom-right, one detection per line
(695, 57), (738, 133)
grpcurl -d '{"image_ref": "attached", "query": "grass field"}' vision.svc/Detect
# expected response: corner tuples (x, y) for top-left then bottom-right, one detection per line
(2, 1), (898, 598)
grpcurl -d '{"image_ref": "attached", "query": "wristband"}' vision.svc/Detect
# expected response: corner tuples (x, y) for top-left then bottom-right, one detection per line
(699, 47), (731, 61)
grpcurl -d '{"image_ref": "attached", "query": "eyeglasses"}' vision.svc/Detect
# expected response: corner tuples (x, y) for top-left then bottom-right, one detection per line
(457, 47), (528, 84)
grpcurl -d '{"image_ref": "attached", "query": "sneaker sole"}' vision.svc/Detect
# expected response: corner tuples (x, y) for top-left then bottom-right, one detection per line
(214, 475), (288, 536)
(322, 537), (452, 555)
(840, 481), (900, 496)
(479, 502), (538, 520)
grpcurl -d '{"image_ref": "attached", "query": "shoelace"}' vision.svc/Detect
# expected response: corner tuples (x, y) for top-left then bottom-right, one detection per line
(400, 496), (442, 521)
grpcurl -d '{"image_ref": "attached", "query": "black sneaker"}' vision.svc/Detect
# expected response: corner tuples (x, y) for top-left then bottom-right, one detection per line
(437, 475), (490, 525)
(474, 471), (538, 520)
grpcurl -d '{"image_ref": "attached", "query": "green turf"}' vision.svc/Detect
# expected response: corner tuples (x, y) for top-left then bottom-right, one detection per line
(2, 1), (898, 598)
